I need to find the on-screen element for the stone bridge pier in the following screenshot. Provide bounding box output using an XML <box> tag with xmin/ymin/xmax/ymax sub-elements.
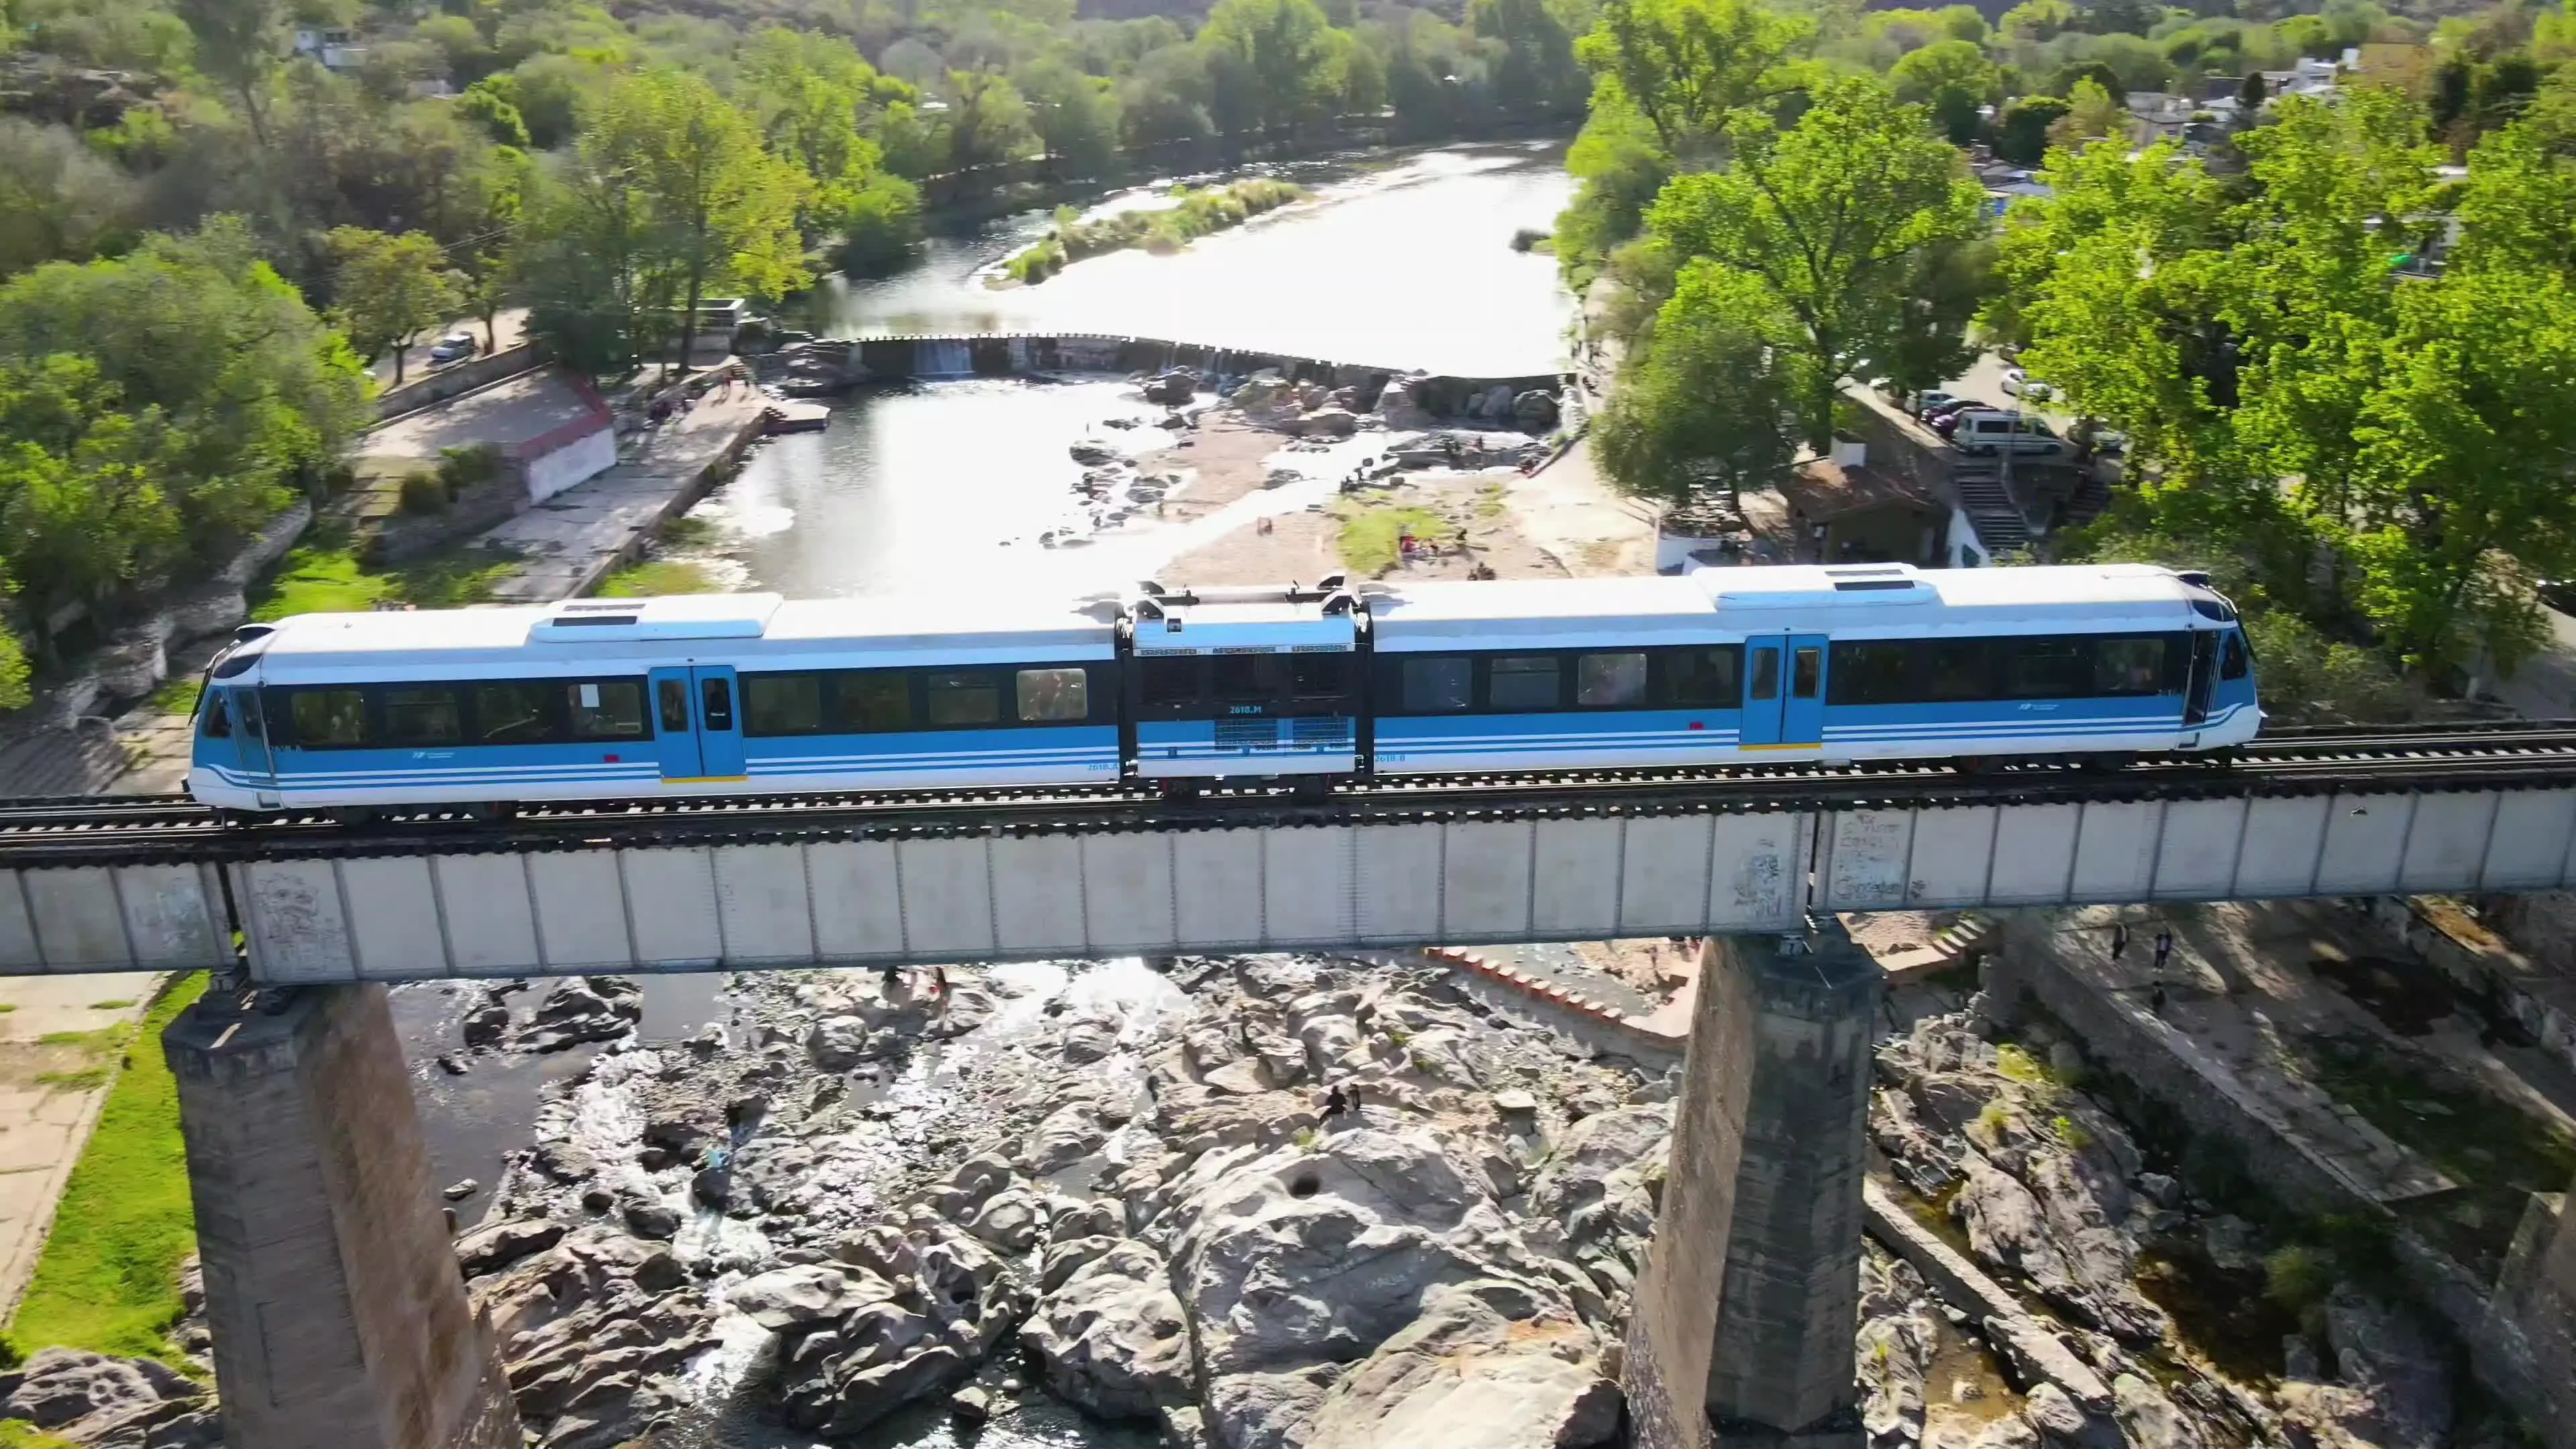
<box><xmin>1624</xmin><ymin>922</ymin><xmax>1882</xmax><ymax>1449</ymax></box>
<box><xmin>164</xmin><ymin>983</ymin><xmax>520</xmax><ymax>1449</ymax></box>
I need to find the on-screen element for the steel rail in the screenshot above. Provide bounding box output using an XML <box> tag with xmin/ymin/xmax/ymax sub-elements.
<box><xmin>6</xmin><ymin>723</ymin><xmax>2576</xmax><ymax>865</ymax></box>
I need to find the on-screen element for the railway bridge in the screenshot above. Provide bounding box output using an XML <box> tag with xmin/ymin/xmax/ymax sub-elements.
<box><xmin>17</xmin><ymin>722</ymin><xmax>2576</xmax><ymax>1449</ymax></box>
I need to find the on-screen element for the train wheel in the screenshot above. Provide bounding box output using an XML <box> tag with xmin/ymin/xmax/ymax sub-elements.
<box><xmin>329</xmin><ymin>807</ymin><xmax>378</xmax><ymax>828</ymax></box>
<box><xmin>2082</xmin><ymin>752</ymin><xmax>2138</xmax><ymax>772</ymax></box>
<box><xmin>1951</xmin><ymin>756</ymin><xmax>1994</xmax><ymax>775</ymax></box>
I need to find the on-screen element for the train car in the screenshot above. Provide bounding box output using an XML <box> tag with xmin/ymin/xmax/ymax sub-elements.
<box><xmin>1364</xmin><ymin>562</ymin><xmax>2259</xmax><ymax>773</ymax></box>
<box><xmin>188</xmin><ymin>592</ymin><xmax>1123</xmax><ymax>812</ymax></box>
<box><xmin>185</xmin><ymin>562</ymin><xmax>2260</xmax><ymax>814</ymax></box>
<box><xmin>1123</xmin><ymin>581</ymin><xmax>1364</xmax><ymax>781</ymax></box>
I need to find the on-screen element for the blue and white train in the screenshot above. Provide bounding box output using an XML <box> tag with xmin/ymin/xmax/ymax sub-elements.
<box><xmin>185</xmin><ymin>562</ymin><xmax>2261</xmax><ymax>814</ymax></box>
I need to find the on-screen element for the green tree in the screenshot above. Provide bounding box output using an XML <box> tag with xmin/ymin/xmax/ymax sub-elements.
<box><xmin>324</xmin><ymin>227</ymin><xmax>464</xmax><ymax>387</ymax></box>
<box><xmin>452</xmin><ymin>148</ymin><xmax>531</xmax><ymax>354</ymax></box>
<box><xmin>2342</xmin><ymin>264</ymin><xmax>2576</xmax><ymax>673</ymax></box>
<box><xmin>2047</xmin><ymin>77</ymin><xmax>2129</xmax><ymax>150</ymax></box>
<box><xmin>1018</xmin><ymin>55</ymin><xmax>1123</xmax><ymax>178</ymax></box>
<box><xmin>1648</xmin><ymin>75</ymin><xmax>1988</xmax><ymax>447</ymax></box>
<box><xmin>0</xmin><ymin>120</ymin><xmax>137</xmax><ymax>278</ymax></box>
<box><xmin>945</xmin><ymin>68</ymin><xmax>1037</xmax><ymax>174</ymax></box>
<box><xmin>1593</xmin><ymin>262</ymin><xmax>1796</xmax><ymax>506</ymax></box>
<box><xmin>0</xmin><ymin>355</ymin><xmax>184</xmax><ymax>660</ymax></box>
<box><xmin>0</xmin><ymin>219</ymin><xmax>367</xmax><ymax>547</ymax></box>
<box><xmin>837</xmin><ymin>171</ymin><xmax>925</xmax><ymax>276</ymax></box>
<box><xmin>1573</xmin><ymin>0</ymin><xmax>1812</xmax><ymax>157</ymax></box>
<box><xmin>1993</xmin><ymin>95</ymin><xmax>2070</xmax><ymax>164</ymax></box>
<box><xmin>174</xmin><ymin>0</ymin><xmax>288</xmax><ymax>144</ymax></box>
<box><xmin>1198</xmin><ymin>0</ymin><xmax>1343</xmax><ymax>146</ymax></box>
<box><xmin>585</xmin><ymin>70</ymin><xmax>810</xmax><ymax>373</ymax></box>
<box><xmin>1890</xmin><ymin>38</ymin><xmax>2000</xmax><ymax>145</ymax></box>
<box><xmin>1473</xmin><ymin>0</ymin><xmax>1586</xmax><ymax>119</ymax></box>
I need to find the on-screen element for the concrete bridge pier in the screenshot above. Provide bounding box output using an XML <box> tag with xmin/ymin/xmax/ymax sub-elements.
<box><xmin>1624</xmin><ymin>922</ymin><xmax>1882</xmax><ymax>1449</ymax></box>
<box><xmin>164</xmin><ymin>983</ymin><xmax>520</xmax><ymax>1449</ymax></box>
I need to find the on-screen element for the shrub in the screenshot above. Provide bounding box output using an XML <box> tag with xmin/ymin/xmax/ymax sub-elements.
<box><xmin>435</xmin><ymin>442</ymin><xmax>503</xmax><ymax>492</ymax></box>
<box><xmin>397</xmin><ymin>471</ymin><xmax>447</xmax><ymax>515</ymax></box>
<box><xmin>1510</xmin><ymin>227</ymin><xmax>1550</xmax><ymax>252</ymax></box>
<box><xmin>2263</xmin><ymin>1244</ymin><xmax>2334</xmax><ymax>1310</ymax></box>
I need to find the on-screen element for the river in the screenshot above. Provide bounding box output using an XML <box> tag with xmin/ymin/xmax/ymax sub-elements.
<box><xmin>393</xmin><ymin>137</ymin><xmax>1578</xmax><ymax>1449</ymax></box>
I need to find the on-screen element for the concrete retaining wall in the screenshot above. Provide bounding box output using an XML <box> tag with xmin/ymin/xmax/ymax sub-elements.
<box><xmin>373</xmin><ymin>343</ymin><xmax>545</xmax><ymax>423</ymax></box>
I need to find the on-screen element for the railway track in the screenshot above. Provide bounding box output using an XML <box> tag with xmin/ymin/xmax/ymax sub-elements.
<box><xmin>6</xmin><ymin>722</ymin><xmax>2576</xmax><ymax>865</ymax></box>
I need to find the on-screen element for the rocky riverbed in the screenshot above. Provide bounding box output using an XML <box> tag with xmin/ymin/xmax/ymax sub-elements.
<box><xmin>0</xmin><ymin>953</ymin><xmax>2530</xmax><ymax>1449</ymax></box>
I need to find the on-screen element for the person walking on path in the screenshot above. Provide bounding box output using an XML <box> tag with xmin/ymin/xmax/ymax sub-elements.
<box><xmin>2110</xmin><ymin>922</ymin><xmax>2129</xmax><ymax>959</ymax></box>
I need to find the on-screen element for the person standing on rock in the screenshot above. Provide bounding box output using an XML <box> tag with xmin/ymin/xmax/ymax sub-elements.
<box><xmin>2110</xmin><ymin>922</ymin><xmax>2129</xmax><ymax>959</ymax></box>
<box><xmin>1323</xmin><ymin>1085</ymin><xmax>1349</xmax><ymax>1120</ymax></box>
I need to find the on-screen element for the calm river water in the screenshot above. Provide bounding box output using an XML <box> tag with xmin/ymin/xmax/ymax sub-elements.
<box><xmin>700</xmin><ymin>141</ymin><xmax>1576</xmax><ymax>602</ymax></box>
<box><xmin>394</xmin><ymin>138</ymin><xmax>1577</xmax><ymax>1449</ymax></box>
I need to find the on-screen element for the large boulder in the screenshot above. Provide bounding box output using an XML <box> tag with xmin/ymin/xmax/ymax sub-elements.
<box><xmin>1165</xmin><ymin>1124</ymin><xmax>1562</xmax><ymax>1449</ymax></box>
<box><xmin>1527</xmin><ymin>1105</ymin><xmax>1669</xmax><ymax>1293</ymax></box>
<box><xmin>515</xmin><ymin>978</ymin><xmax>640</xmax><ymax>1053</ymax></box>
<box><xmin>1020</xmin><ymin>1241</ymin><xmax>1197</xmax><ymax>1421</ymax></box>
<box><xmin>0</xmin><ymin>1349</ymin><xmax>209</xmax><ymax>1442</ymax></box>
<box><xmin>726</xmin><ymin>1264</ymin><xmax>894</xmax><ymax>1331</ymax></box>
<box><xmin>1302</xmin><ymin>1279</ymin><xmax>1616</xmax><ymax>1449</ymax></box>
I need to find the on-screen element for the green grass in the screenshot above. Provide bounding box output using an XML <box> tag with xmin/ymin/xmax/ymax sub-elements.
<box><xmin>0</xmin><ymin>1003</ymin><xmax>16</xmax><ymax>1013</ymax></box>
<box><xmin>89</xmin><ymin>1000</ymin><xmax>135</xmax><ymax>1011</ymax></box>
<box><xmin>36</xmin><ymin>1028</ymin><xmax>119</xmax><ymax>1051</ymax></box>
<box><xmin>597</xmin><ymin>559</ymin><xmax>718</xmax><ymax>598</ymax></box>
<box><xmin>1335</xmin><ymin>502</ymin><xmax>1452</xmax><ymax>576</ymax></box>
<box><xmin>7</xmin><ymin>973</ymin><xmax>209</xmax><ymax>1364</ymax></box>
<box><xmin>250</xmin><ymin>524</ymin><xmax>519</xmax><ymax>621</ymax></box>
<box><xmin>33</xmin><ymin>1067</ymin><xmax>110</xmax><ymax>1091</ymax></box>
<box><xmin>147</xmin><ymin>676</ymin><xmax>202</xmax><ymax>718</ymax></box>
<box><xmin>0</xmin><ymin>1423</ymin><xmax>83</xmax><ymax>1448</ymax></box>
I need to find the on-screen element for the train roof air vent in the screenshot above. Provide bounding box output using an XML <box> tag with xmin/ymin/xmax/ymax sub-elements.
<box><xmin>528</xmin><ymin>594</ymin><xmax>782</xmax><ymax>642</ymax></box>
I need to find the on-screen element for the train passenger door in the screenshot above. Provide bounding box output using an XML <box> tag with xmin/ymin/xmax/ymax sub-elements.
<box><xmin>650</xmin><ymin>667</ymin><xmax>703</xmax><ymax>780</ymax></box>
<box><xmin>2183</xmin><ymin>631</ymin><xmax>2219</xmax><ymax>727</ymax></box>
<box><xmin>650</xmin><ymin>666</ymin><xmax>747</xmax><ymax>781</ymax></box>
<box><xmin>692</xmin><ymin>666</ymin><xmax>745</xmax><ymax>778</ymax></box>
<box><xmin>1739</xmin><ymin>634</ymin><xmax>1829</xmax><ymax>748</ymax></box>
<box><xmin>231</xmin><ymin>689</ymin><xmax>274</xmax><ymax>787</ymax></box>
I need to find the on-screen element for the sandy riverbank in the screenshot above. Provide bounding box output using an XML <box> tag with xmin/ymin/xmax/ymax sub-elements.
<box><xmin>1136</xmin><ymin>411</ymin><xmax>1656</xmax><ymax>587</ymax></box>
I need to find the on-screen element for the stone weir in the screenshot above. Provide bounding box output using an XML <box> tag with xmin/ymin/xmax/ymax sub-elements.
<box><xmin>765</xmin><ymin>331</ymin><xmax>1565</xmax><ymax>417</ymax></box>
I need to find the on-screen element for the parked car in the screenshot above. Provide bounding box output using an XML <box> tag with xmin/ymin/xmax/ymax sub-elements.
<box><xmin>1924</xmin><ymin>398</ymin><xmax>1994</xmax><ymax>434</ymax></box>
<box><xmin>1948</xmin><ymin>409</ymin><xmax>2073</xmax><ymax>459</ymax></box>
<box><xmin>427</xmin><ymin>331</ymin><xmax>479</xmax><ymax>365</ymax></box>
<box><xmin>2000</xmin><ymin>366</ymin><xmax>2056</xmax><ymax>402</ymax></box>
<box><xmin>2541</xmin><ymin>579</ymin><xmax>2576</xmax><ymax>616</ymax></box>
<box><xmin>1915</xmin><ymin>390</ymin><xmax>1963</xmax><ymax>418</ymax></box>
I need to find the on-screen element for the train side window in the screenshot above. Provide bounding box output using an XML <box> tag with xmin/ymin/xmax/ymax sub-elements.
<box><xmin>201</xmin><ymin>692</ymin><xmax>231</xmax><ymax>739</ymax></box>
<box><xmin>1919</xmin><ymin>640</ymin><xmax>1998</xmax><ymax>702</ymax></box>
<box><xmin>700</xmin><ymin>679</ymin><xmax>734</xmax><ymax>731</ymax></box>
<box><xmin>1400</xmin><ymin>657</ymin><xmax>1472</xmax><ymax>712</ymax></box>
<box><xmin>1017</xmin><ymin>667</ymin><xmax>1090</xmax><ymax>722</ymax></box>
<box><xmin>835</xmin><ymin>672</ymin><xmax>915</xmax><ymax>733</ymax></box>
<box><xmin>1791</xmin><ymin>647</ymin><xmax>1821</xmax><ymax>700</ymax></box>
<box><xmin>657</xmin><ymin>680</ymin><xmax>690</xmax><ymax>734</ymax></box>
<box><xmin>1662</xmin><ymin>647</ymin><xmax>1740</xmax><ymax>706</ymax></box>
<box><xmin>1140</xmin><ymin>658</ymin><xmax>1201</xmax><ymax>710</ymax></box>
<box><xmin>1212</xmin><ymin>654</ymin><xmax>1285</xmax><ymax>704</ymax></box>
<box><xmin>1576</xmin><ymin>653</ymin><xmax>1648</xmax><ymax>708</ymax></box>
<box><xmin>2092</xmin><ymin>637</ymin><xmax>2169</xmax><ymax>696</ymax></box>
<box><xmin>1487</xmin><ymin>655</ymin><xmax>1561</xmax><ymax>712</ymax></box>
<box><xmin>2001</xmin><ymin>639</ymin><xmax>2088</xmax><ymax>698</ymax></box>
<box><xmin>290</xmin><ymin>689</ymin><xmax>371</xmax><ymax>748</ymax></box>
<box><xmin>925</xmin><ymin>671</ymin><xmax>1002</xmax><ymax>727</ymax></box>
<box><xmin>1827</xmin><ymin>642</ymin><xmax>1913</xmax><ymax>706</ymax></box>
<box><xmin>479</xmin><ymin>683</ymin><xmax>556</xmax><ymax>745</ymax></box>
<box><xmin>1750</xmin><ymin>649</ymin><xmax>1780</xmax><ymax>701</ymax></box>
<box><xmin>745</xmin><ymin>675</ymin><xmax>824</xmax><ymax>735</ymax></box>
<box><xmin>570</xmin><ymin>681</ymin><xmax>647</xmax><ymax>739</ymax></box>
<box><xmin>1290</xmin><ymin>654</ymin><xmax>1352</xmax><ymax>699</ymax></box>
<box><xmin>2220</xmin><ymin>633</ymin><xmax>2249</xmax><ymax>680</ymax></box>
<box><xmin>382</xmin><ymin>687</ymin><xmax>463</xmax><ymax>746</ymax></box>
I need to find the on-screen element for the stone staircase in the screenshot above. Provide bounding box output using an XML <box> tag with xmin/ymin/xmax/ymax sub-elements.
<box><xmin>1950</xmin><ymin>461</ymin><xmax>2032</xmax><ymax>551</ymax></box>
